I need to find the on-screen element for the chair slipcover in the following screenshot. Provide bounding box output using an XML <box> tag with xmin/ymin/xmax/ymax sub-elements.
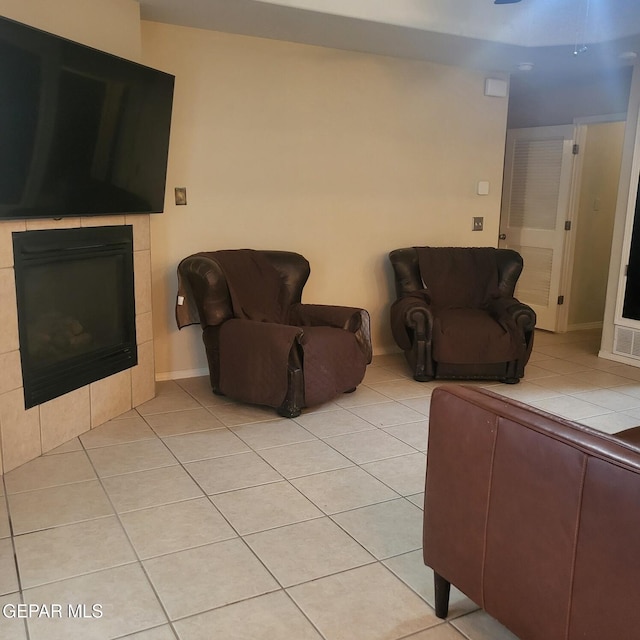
<box><xmin>389</xmin><ymin>246</ymin><xmax>535</xmax><ymax>383</ymax></box>
<box><xmin>176</xmin><ymin>249</ymin><xmax>372</xmax><ymax>417</ymax></box>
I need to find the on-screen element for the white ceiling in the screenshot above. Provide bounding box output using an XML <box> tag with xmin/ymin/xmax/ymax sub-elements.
<box><xmin>138</xmin><ymin>0</ymin><xmax>640</xmax><ymax>76</ymax></box>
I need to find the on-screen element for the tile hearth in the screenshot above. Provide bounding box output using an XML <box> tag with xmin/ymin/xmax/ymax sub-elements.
<box><xmin>0</xmin><ymin>328</ymin><xmax>637</xmax><ymax>639</ymax></box>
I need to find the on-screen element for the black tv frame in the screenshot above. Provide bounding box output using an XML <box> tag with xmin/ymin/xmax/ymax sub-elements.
<box><xmin>0</xmin><ymin>15</ymin><xmax>175</xmax><ymax>220</ymax></box>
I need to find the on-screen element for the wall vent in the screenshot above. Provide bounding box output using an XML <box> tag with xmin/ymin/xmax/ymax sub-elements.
<box><xmin>614</xmin><ymin>325</ymin><xmax>640</xmax><ymax>359</ymax></box>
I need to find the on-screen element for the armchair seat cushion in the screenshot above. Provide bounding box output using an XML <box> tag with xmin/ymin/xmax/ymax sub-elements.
<box><xmin>433</xmin><ymin>308</ymin><xmax>520</xmax><ymax>364</ymax></box>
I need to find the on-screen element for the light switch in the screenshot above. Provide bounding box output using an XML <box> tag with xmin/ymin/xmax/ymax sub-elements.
<box><xmin>175</xmin><ymin>187</ymin><xmax>187</xmax><ymax>205</ymax></box>
<box><xmin>477</xmin><ymin>181</ymin><xmax>490</xmax><ymax>195</ymax></box>
<box><xmin>473</xmin><ymin>217</ymin><xmax>484</xmax><ymax>231</ymax></box>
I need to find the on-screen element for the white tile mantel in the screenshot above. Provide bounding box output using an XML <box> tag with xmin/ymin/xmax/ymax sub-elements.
<box><xmin>0</xmin><ymin>214</ymin><xmax>156</xmax><ymax>475</ymax></box>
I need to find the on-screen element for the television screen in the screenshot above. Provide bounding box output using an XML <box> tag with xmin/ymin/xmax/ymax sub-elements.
<box><xmin>0</xmin><ymin>15</ymin><xmax>174</xmax><ymax>219</ymax></box>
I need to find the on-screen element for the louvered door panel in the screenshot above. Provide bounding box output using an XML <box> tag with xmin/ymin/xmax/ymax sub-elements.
<box><xmin>509</xmin><ymin>245</ymin><xmax>554</xmax><ymax>307</ymax></box>
<box><xmin>509</xmin><ymin>139</ymin><xmax>564</xmax><ymax>231</ymax></box>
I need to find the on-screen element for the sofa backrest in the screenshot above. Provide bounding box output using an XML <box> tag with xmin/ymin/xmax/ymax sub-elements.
<box><xmin>424</xmin><ymin>385</ymin><xmax>640</xmax><ymax>640</ymax></box>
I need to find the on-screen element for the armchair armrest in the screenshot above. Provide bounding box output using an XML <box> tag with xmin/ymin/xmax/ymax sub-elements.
<box><xmin>485</xmin><ymin>296</ymin><xmax>536</xmax><ymax>333</ymax></box>
<box><xmin>289</xmin><ymin>303</ymin><xmax>360</xmax><ymax>329</ymax></box>
<box><xmin>176</xmin><ymin>253</ymin><xmax>234</xmax><ymax>329</ymax></box>
<box><xmin>289</xmin><ymin>303</ymin><xmax>372</xmax><ymax>363</ymax></box>
<box><xmin>390</xmin><ymin>291</ymin><xmax>433</xmax><ymax>351</ymax></box>
<box><xmin>218</xmin><ymin>319</ymin><xmax>304</xmax><ymax>408</ymax></box>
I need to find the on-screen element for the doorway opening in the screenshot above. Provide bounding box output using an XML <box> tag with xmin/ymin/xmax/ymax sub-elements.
<box><xmin>499</xmin><ymin>118</ymin><xmax>625</xmax><ymax>333</ymax></box>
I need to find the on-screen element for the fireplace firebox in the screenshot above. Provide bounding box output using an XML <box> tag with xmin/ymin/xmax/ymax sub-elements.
<box><xmin>13</xmin><ymin>225</ymin><xmax>137</xmax><ymax>408</ymax></box>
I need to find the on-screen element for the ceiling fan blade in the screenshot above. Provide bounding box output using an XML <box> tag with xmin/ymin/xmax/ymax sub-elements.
<box><xmin>494</xmin><ymin>0</ymin><xmax>522</xmax><ymax>4</ymax></box>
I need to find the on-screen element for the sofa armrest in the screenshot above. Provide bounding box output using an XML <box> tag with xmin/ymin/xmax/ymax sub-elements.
<box><xmin>613</xmin><ymin>425</ymin><xmax>640</xmax><ymax>448</ymax></box>
<box><xmin>424</xmin><ymin>385</ymin><xmax>640</xmax><ymax>640</ymax></box>
<box><xmin>290</xmin><ymin>303</ymin><xmax>372</xmax><ymax>363</ymax></box>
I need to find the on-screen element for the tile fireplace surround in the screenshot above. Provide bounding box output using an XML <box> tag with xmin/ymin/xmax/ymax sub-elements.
<box><xmin>0</xmin><ymin>215</ymin><xmax>156</xmax><ymax>475</ymax></box>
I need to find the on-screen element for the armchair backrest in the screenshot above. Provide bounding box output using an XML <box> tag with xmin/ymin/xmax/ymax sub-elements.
<box><xmin>389</xmin><ymin>247</ymin><xmax>523</xmax><ymax>307</ymax></box>
<box><xmin>176</xmin><ymin>250</ymin><xmax>310</xmax><ymax>329</ymax></box>
<box><xmin>261</xmin><ymin>250</ymin><xmax>311</xmax><ymax>309</ymax></box>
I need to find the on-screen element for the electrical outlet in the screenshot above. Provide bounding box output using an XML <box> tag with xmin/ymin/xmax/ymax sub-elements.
<box><xmin>473</xmin><ymin>217</ymin><xmax>484</xmax><ymax>231</ymax></box>
<box><xmin>175</xmin><ymin>187</ymin><xmax>187</xmax><ymax>206</ymax></box>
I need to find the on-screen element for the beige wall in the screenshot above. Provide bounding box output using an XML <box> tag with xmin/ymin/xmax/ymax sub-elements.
<box><xmin>569</xmin><ymin>121</ymin><xmax>625</xmax><ymax>328</ymax></box>
<box><xmin>141</xmin><ymin>22</ymin><xmax>510</xmax><ymax>377</ymax></box>
<box><xmin>0</xmin><ymin>0</ymin><xmax>141</xmax><ymax>60</ymax></box>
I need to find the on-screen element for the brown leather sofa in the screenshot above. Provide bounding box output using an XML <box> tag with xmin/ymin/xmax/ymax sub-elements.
<box><xmin>424</xmin><ymin>384</ymin><xmax>640</xmax><ymax>640</ymax></box>
<box><xmin>176</xmin><ymin>249</ymin><xmax>372</xmax><ymax>417</ymax></box>
<box><xmin>389</xmin><ymin>247</ymin><xmax>536</xmax><ymax>383</ymax></box>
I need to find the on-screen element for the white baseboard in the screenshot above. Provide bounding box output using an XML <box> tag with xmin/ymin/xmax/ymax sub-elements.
<box><xmin>155</xmin><ymin>347</ymin><xmax>405</xmax><ymax>381</ymax></box>
<box><xmin>371</xmin><ymin>348</ymin><xmax>404</xmax><ymax>356</ymax></box>
<box><xmin>598</xmin><ymin>349</ymin><xmax>640</xmax><ymax>367</ymax></box>
<box><xmin>567</xmin><ymin>322</ymin><xmax>603</xmax><ymax>332</ymax></box>
<box><xmin>156</xmin><ymin>367</ymin><xmax>209</xmax><ymax>382</ymax></box>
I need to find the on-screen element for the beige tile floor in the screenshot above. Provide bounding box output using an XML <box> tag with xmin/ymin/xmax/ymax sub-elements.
<box><xmin>1</xmin><ymin>328</ymin><xmax>637</xmax><ymax>639</ymax></box>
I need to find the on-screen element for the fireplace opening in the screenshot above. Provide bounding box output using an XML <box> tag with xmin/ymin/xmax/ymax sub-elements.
<box><xmin>13</xmin><ymin>225</ymin><xmax>137</xmax><ymax>408</ymax></box>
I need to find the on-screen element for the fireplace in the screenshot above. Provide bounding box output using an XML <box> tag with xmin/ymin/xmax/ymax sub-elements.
<box><xmin>12</xmin><ymin>225</ymin><xmax>137</xmax><ymax>409</ymax></box>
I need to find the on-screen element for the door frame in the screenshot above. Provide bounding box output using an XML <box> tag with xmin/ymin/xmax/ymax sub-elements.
<box><xmin>560</xmin><ymin>113</ymin><xmax>627</xmax><ymax>332</ymax></box>
<box><xmin>555</xmin><ymin>124</ymin><xmax>583</xmax><ymax>333</ymax></box>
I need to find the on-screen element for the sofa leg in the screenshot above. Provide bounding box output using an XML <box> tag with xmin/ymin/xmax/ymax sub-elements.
<box><xmin>434</xmin><ymin>572</ymin><xmax>451</xmax><ymax>619</ymax></box>
<box><xmin>501</xmin><ymin>377</ymin><xmax>520</xmax><ymax>385</ymax></box>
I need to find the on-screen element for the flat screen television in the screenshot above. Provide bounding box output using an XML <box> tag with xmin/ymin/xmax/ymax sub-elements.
<box><xmin>0</xmin><ymin>15</ymin><xmax>174</xmax><ymax>219</ymax></box>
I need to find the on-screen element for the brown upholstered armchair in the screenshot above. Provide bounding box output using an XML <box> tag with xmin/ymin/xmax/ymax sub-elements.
<box><xmin>389</xmin><ymin>247</ymin><xmax>535</xmax><ymax>383</ymax></box>
<box><xmin>176</xmin><ymin>249</ymin><xmax>372</xmax><ymax>418</ymax></box>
